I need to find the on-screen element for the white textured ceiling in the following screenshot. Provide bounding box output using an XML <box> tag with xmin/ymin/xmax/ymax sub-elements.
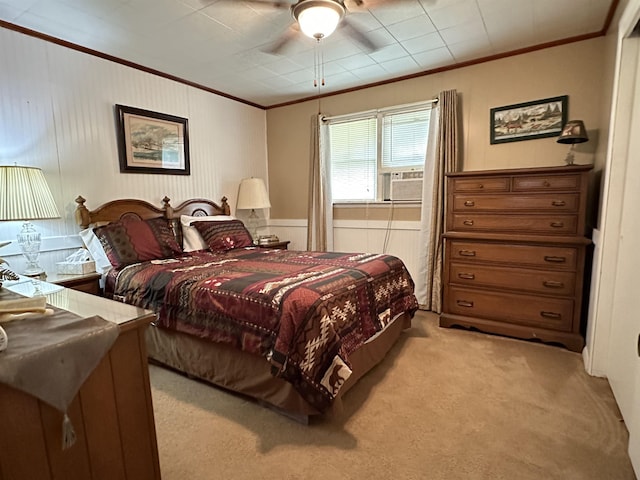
<box><xmin>0</xmin><ymin>0</ymin><xmax>615</xmax><ymax>108</ymax></box>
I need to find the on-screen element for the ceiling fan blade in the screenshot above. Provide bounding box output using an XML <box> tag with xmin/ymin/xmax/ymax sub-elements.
<box><xmin>199</xmin><ymin>0</ymin><xmax>290</xmax><ymax>8</ymax></box>
<box><xmin>346</xmin><ymin>0</ymin><xmax>412</xmax><ymax>9</ymax></box>
<box><xmin>340</xmin><ymin>17</ymin><xmax>380</xmax><ymax>52</ymax></box>
<box><xmin>263</xmin><ymin>23</ymin><xmax>299</xmax><ymax>55</ymax></box>
<box><xmin>239</xmin><ymin>0</ymin><xmax>291</xmax><ymax>7</ymax></box>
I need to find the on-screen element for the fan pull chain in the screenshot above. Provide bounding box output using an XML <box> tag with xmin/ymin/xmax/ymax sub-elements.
<box><xmin>313</xmin><ymin>39</ymin><xmax>326</xmax><ymax>89</ymax></box>
<box><xmin>314</xmin><ymin>40</ymin><xmax>318</xmax><ymax>88</ymax></box>
<box><xmin>321</xmin><ymin>45</ymin><xmax>325</xmax><ymax>87</ymax></box>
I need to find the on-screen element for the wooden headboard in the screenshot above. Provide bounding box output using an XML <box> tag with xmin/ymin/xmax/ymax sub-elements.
<box><xmin>75</xmin><ymin>195</ymin><xmax>231</xmax><ymax>248</ymax></box>
<box><xmin>74</xmin><ymin>195</ymin><xmax>231</xmax><ymax>229</ymax></box>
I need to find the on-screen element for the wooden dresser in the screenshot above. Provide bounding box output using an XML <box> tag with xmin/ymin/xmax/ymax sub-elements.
<box><xmin>0</xmin><ymin>284</ymin><xmax>161</xmax><ymax>480</ymax></box>
<box><xmin>440</xmin><ymin>165</ymin><xmax>592</xmax><ymax>352</ymax></box>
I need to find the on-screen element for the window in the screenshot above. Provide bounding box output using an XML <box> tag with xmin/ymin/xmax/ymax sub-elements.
<box><xmin>326</xmin><ymin>102</ymin><xmax>432</xmax><ymax>202</ymax></box>
<box><xmin>328</xmin><ymin>116</ymin><xmax>377</xmax><ymax>201</ymax></box>
<box><xmin>381</xmin><ymin>108</ymin><xmax>431</xmax><ymax>171</ymax></box>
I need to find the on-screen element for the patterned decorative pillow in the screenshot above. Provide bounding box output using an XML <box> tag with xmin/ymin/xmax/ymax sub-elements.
<box><xmin>192</xmin><ymin>219</ymin><xmax>253</xmax><ymax>252</ymax></box>
<box><xmin>180</xmin><ymin>214</ymin><xmax>236</xmax><ymax>252</ymax></box>
<box><xmin>94</xmin><ymin>216</ymin><xmax>182</xmax><ymax>269</ymax></box>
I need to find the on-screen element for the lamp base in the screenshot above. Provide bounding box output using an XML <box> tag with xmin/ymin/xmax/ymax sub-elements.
<box><xmin>563</xmin><ymin>144</ymin><xmax>577</xmax><ymax>166</ymax></box>
<box><xmin>17</xmin><ymin>221</ymin><xmax>45</xmax><ymax>277</ymax></box>
<box><xmin>246</xmin><ymin>209</ymin><xmax>260</xmax><ymax>244</ymax></box>
<box><xmin>564</xmin><ymin>153</ymin><xmax>575</xmax><ymax>166</ymax></box>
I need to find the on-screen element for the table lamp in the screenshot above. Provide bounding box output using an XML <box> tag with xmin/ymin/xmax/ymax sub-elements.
<box><xmin>0</xmin><ymin>165</ymin><xmax>60</xmax><ymax>276</ymax></box>
<box><xmin>557</xmin><ymin>120</ymin><xmax>589</xmax><ymax>165</ymax></box>
<box><xmin>236</xmin><ymin>177</ymin><xmax>271</xmax><ymax>242</ymax></box>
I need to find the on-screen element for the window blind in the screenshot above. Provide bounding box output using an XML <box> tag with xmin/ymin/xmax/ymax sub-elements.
<box><xmin>329</xmin><ymin>116</ymin><xmax>377</xmax><ymax>201</ymax></box>
<box><xmin>381</xmin><ymin>108</ymin><xmax>431</xmax><ymax>170</ymax></box>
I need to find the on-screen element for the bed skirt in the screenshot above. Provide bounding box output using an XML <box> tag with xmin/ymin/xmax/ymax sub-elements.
<box><xmin>145</xmin><ymin>311</ymin><xmax>412</xmax><ymax>422</ymax></box>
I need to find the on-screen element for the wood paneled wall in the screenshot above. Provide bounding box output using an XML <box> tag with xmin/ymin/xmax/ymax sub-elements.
<box><xmin>0</xmin><ymin>26</ymin><xmax>267</xmax><ymax>272</ymax></box>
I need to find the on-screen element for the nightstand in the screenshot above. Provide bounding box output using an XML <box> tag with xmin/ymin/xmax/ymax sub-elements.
<box><xmin>258</xmin><ymin>240</ymin><xmax>290</xmax><ymax>250</ymax></box>
<box><xmin>45</xmin><ymin>271</ymin><xmax>102</xmax><ymax>296</ymax></box>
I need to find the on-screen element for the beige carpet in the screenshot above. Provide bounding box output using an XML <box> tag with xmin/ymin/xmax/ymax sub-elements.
<box><xmin>149</xmin><ymin>311</ymin><xmax>636</xmax><ymax>480</ymax></box>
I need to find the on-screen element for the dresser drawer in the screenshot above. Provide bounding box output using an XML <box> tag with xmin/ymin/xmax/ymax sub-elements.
<box><xmin>451</xmin><ymin>176</ymin><xmax>509</xmax><ymax>193</ymax></box>
<box><xmin>449</xmin><ymin>263</ymin><xmax>576</xmax><ymax>296</ymax></box>
<box><xmin>452</xmin><ymin>193</ymin><xmax>580</xmax><ymax>213</ymax></box>
<box><xmin>447</xmin><ymin>286</ymin><xmax>574</xmax><ymax>331</ymax></box>
<box><xmin>448</xmin><ymin>241</ymin><xmax>578</xmax><ymax>270</ymax></box>
<box><xmin>451</xmin><ymin>213</ymin><xmax>578</xmax><ymax>235</ymax></box>
<box><xmin>512</xmin><ymin>174</ymin><xmax>582</xmax><ymax>192</ymax></box>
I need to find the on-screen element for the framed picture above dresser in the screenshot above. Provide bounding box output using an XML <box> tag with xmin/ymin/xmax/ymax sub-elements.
<box><xmin>440</xmin><ymin>164</ymin><xmax>593</xmax><ymax>352</ymax></box>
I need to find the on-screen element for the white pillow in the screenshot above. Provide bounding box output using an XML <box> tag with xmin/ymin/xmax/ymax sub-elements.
<box><xmin>79</xmin><ymin>228</ymin><xmax>113</xmax><ymax>274</ymax></box>
<box><xmin>180</xmin><ymin>214</ymin><xmax>236</xmax><ymax>252</ymax></box>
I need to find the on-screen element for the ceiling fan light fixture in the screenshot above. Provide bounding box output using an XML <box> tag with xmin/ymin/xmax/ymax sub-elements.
<box><xmin>293</xmin><ymin>0</ymin><xmax>345</xmax><ymax>40</ymax></box>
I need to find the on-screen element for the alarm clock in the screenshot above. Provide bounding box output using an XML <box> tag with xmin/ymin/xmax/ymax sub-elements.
<box><xmin>257</xmin><ymin>235</ymin><xmax>280</xmax><ymax>245</ymax></box>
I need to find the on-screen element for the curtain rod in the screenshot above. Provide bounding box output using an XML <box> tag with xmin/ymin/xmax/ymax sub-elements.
<box><xmin>321</xmin><ymin>97</ymin><xmax>438</xmax><ymax>122</ymax></box>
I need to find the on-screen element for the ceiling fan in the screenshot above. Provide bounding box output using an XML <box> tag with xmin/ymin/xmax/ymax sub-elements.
<box><xmin>239</xmin><ymin>0</ymin><xmax>383</xmax><ymax>54</ymax></box>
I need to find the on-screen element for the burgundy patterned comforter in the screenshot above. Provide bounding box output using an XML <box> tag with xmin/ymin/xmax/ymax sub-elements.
<box><xmin>109</xmin><ymin>247</ymin><xmax>418</xmax><ymax>412</ymax></box>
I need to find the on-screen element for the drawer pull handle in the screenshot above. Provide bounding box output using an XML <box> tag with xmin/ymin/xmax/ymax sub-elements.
<box><xmin>544</xmin><ymin>255</ymin><xmax>566</xmax><ymax>263</ymax></box>
<box><xmin>478</xmin><ymin>184</ymin><xmax>484</xmax><ymax>189</ymax></box>
<box><xmin>540</xmin><ymin>311</ymin><xmax>561</xmax><ymax>319</ymax></box>
<box><xmin>458</xmin><ymin>273</ymin><xmax>475</xmax><ymax>280</ymax></box>
<box><xmin>457</xmin><ymin>300</ymin><xmax>474</xmax><ymax>308</ymax></box>
<box><xmin>543</xmin><ymin>181</ymin><xmax>551</xmax><ymax>187</ymax></box>
<box><xmin>463</xmin><ymin>220</ymin><xmax>474</xmax><ymax>226</ymax></box>
<box><xmin>550</xmin><ymin>222</ymin><xmax>565</xmax><ymax>228</ymax></box>
<box><xmin>543</xmin><ymin>280</ymin><xmax>564</xmax><ymax>288</ymax></box>
<box><xmin>551</xmin><ymin>200</ymin><xmax>566</xmax><ymax>207</ymax></box>
<box><xmin>464</xmin><ymin>200</ymin><xmax>475</xmax><ymax>207</ymax></box>
<box><xmin>459</xmin><ymin>250</ymin><xmax>476</xmax><ymax>257</ymax></box>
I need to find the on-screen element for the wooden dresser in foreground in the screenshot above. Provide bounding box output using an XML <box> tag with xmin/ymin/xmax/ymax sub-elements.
<box><xmin>441</xmin><ymin>164</ymin><xmax>592</xmax><ymax>352</ymax></box>
<box><xmin>0</xmin><ymin>284</ymin><xmax>160</xmax><ymax>480</ymax></box>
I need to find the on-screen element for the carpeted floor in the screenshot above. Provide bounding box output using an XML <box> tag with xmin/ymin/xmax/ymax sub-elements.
<box><xmin>149</xmin><ymin>311</ymin><xmax>636</xmax><ymax>480</ymax></box>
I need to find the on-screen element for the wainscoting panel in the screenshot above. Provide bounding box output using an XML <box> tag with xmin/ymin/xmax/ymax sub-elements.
<box><xmin>266</xmin><ymin>219</ymin><xmax>308</xmax><ymax>251</ymax></box>
<box><xmin>266</xmin><ymin>219</ymin><xmax>422</xmax><ymax>284</ymax></box>
<box><xmin>333</xmin><ymin>220</ymin><xmax>421</xmax><ymax>283</ymax></box>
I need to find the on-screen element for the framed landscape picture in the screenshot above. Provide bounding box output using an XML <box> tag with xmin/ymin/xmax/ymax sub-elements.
<box><xmin>490</xmin><ymin>95</ymin><xmax>568</xmax><ymax>145</ymax></box>
<box><xmin>115</xmin><ymin>104</ymin><xmax>190</xmax><ymax>175</ymax></box>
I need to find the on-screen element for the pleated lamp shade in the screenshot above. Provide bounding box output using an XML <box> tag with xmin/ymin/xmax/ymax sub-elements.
<box><xmin>0</xmin><ymin>165</ymin><xmax>60</xmax><ymax>221</ymax></box>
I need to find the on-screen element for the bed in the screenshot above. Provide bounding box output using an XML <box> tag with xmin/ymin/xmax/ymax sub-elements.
<box><xmin>75</xmin><ymin>195</ymin><xmax>418</xmax><ymax>422</ymax></box>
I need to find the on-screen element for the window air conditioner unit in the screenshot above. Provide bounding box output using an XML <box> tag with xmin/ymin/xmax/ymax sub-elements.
<box><xmin>390</xmin><ymin>171</ymin><xmax>423</xmax><ymax>201</ymax></box>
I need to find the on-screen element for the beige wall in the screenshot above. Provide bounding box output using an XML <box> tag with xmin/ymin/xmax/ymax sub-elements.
<box><xmin>267</xmin><ymin>37</ymin><xmax>607</xmax><ymax>220</ymax></box>
<box><xmin>333</xmin><ymin>205</ymin><xmax>421</xmax><ymax>222</ymax></box>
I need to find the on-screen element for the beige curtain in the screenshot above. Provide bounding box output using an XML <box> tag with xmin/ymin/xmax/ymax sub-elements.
<box><xmin>307</xmin><ymin>114</ymin><xmax>333</xmax><ymax>251</ymax></box>
<box><xmin>418</xmin><ymin>89</ymin><xmax>459</xmax><ymax>312</ymax></box>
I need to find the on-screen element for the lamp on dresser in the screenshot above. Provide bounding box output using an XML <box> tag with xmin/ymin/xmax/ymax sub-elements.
<box><xmin>236</xmin><ymin>177</ymin><xmax>271</xmax><ymax>242</ymax></box>
<box><xmin>557</xmin><ymin>120</ymin><xmax>589</xmax><ymax>165</ymax></box>
<box><xmin>0</xmin><ymin>165</ymin><xmax>60</xmax><ymax>276</ymax></box>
